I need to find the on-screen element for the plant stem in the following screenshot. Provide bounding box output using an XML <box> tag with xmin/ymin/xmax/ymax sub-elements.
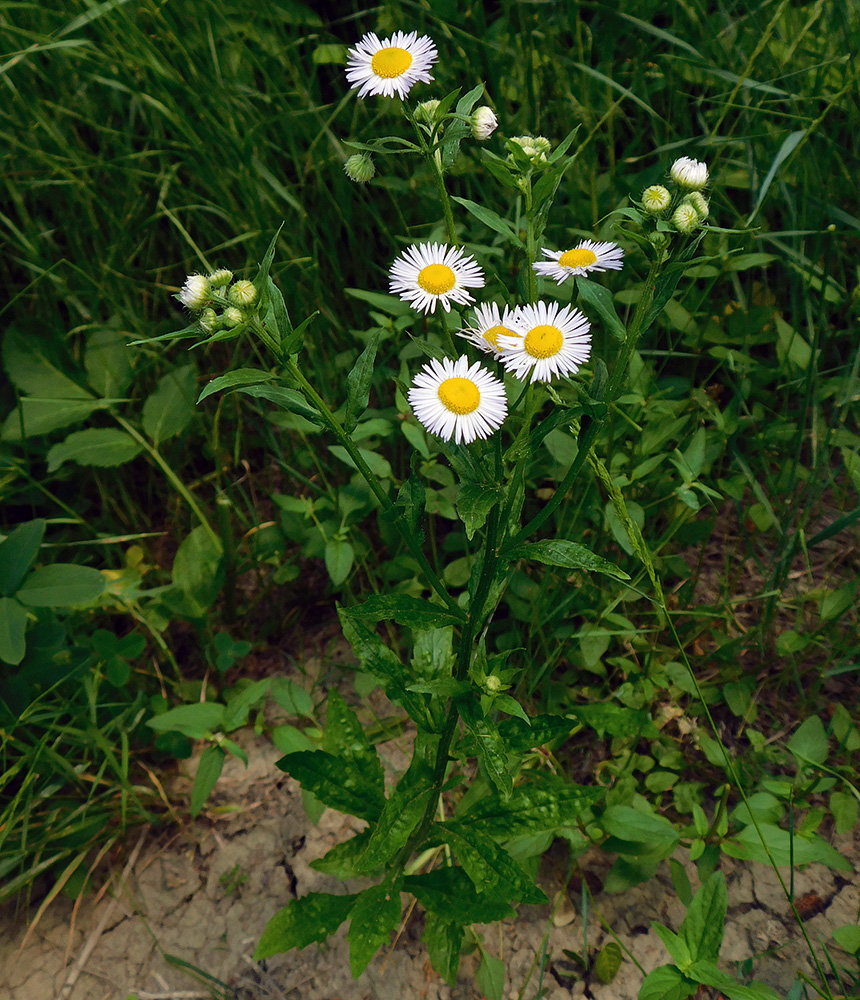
<box><xmin>524</xmin><ymin>176</ymin><xmax>538</xmax><ymax>303</ymax></box>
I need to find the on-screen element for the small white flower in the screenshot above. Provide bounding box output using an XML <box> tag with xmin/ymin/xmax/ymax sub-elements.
<box><xmin>471</xmin><ymin>106</ymin><xmax>498</xmax><ymax>141</ymax></box>
<box><xmin>389</xmin><ymin>242</ymin><xmax>485</xmax><ymax>314</ymax></box>
<box><xmin>499</xmin><ymin>301</ymin><xmax>591</xmax><ymax>383</ymax></box>
<box><xmin>670</xmin><ymin>156</ymin><xmax>708</xmax><ymax>190</ymax></box>
<box><xmin>344</xmin><ymin>152</ymin><xmax>376</xmax><ymax>183</ymax></box>
<box><xmin>228</xmin><ymin>280</ymin><xmax>257</xmax><ymax>307</ymax></box>
<box><xmin>641</xmin><ymin>185</ymin><xmax>672</xmax><ymax>214</ymax></box>
<box><xmin>179</xmin><ymin>274</ymin><xmax>211</xmax><ymax>310</ymax></box>
<box><xmin>458</xmin><ymin>302</ymin><xmax>525</xmax><ymax>357</ymax></box>
<box><xmin>345</xmin><ymin>31</ymin><xmax>437</xmax><ymax>100</ymax></box>
<box><xmin>532</xmin><ymin>241</ymin><xmax>625</xmax><ymax>284</ymax></box>
<box><xmin>408</xmin><ymin>355</ymin><xmax>507</xmax><ymax>445</ymax></box>
<box><xmin>672</xmin><ymin>202</ymin><xmax>700</xmax><ymax>234</ymax></box>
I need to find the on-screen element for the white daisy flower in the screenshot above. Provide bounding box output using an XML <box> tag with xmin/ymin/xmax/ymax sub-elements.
<box><xmin>345</xmin><ymin>31</ymin><xmax>438</xmax><ymax>101</ymax></box>
<box><xmin>408</xmin><ymin>355</ymin><xmax>507</xmax><ymax>445</ymax></box>
<box><xmin>499</xmin><ymin>301</ymin><xmax>591</xmax><ymax>383</ymax></box>
<box><xmin>389</xmin><ymin>242</ymin><xmax>485</xmax><ymax>314</ymax></box>
<box><xmin>670</xmin><ymin>156</ymin><xmax>708</xmax><ymax>190</ymax></box>
<box><xmin>532</xmin><ymin>241</ymin><xmax>624</xmax><ymax>284</ymax></box>
<box><xmin>458</xmin><ymin>302</ymin><xmax>525</xmax><ymax>357</ymax></box>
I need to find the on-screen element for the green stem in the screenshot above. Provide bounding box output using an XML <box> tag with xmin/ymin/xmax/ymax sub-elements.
<box><xmin>284</xmin><ymin>359</ymin><xmax>459</xmax><ymax>615</ymax></box>
<box><xmin>524</xmin><ymin>177</ymin><xmax>538</xmax><ymax>303</ymax></box>
<box><xmin>408</xmin><ymin>110</ymin><xmax>458</xmax><ymax>245</ymax></box>
<box><xmin>113</xmin><ymin>415</ymin><xmax>220</xmax><ymax>549</ymax></box>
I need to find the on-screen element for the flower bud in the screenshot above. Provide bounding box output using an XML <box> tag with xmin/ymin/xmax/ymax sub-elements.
<box><xmin>199</xmin><ymin>307</ymin><xmax>219</xmax><ymax>333</ymax></box>
<box><xmin>672</xmin><ymin>202</ymin><xmax>700</xmax><ymax>234</ymax></box>
<box><xmin>641</xmin><ymin>184</ymin><xmax>671</xmax><ymax>215</ymax></box>
<box><xmin>509</xmin><ymin>134</ymin><xmax>551</xmax><ymax>164</ymax></box>
<box><xmin>484</xmin><ymin>675</ymin><xmax>503</xmax><ymax>694</ymax></box>
<box><xmin>414</xmin><ymin>99</ymin><xmax>441</xmax><ymax>125</ymax></box>
<box><xmin>208</xmin><ymin>268</ymin><xmax>233</xmax><ymax>288</ymax></box>
<box><xmin>179</xmin><ymin>274</ymin><xmax>211</xmax><ymax>311</ymax></box>
<box><xmin>685</xmin><ymin>191</ymin><xmax>710</xmax><ymax>220</ymax></box>
<box><xmin>343</xmin><ymin>152</ymin><xmax>376</xmax><ymax>184</ymax></box>
<box><xmin>228</xmin><ymin>279</ymin><xmax>258</xmax><ymax>307</ymax></box>
<box><xmin>649</xmin><ymin>231</ymin><xmax>670</xmax><ymax>249</ymax></box>
<box><xmin>223</xmin><ymin>306</ymin><xmax>245</xmax><ymax>327</ymax></box>
<box><xmin>471</xmin><ymin>106</ymin><xmax>498</xmax><ymax>140</ymax></box>
<box><xmin>670</xmin><ymin>156</ymin><xmax>708</xmax><ymax>190</ymax></box>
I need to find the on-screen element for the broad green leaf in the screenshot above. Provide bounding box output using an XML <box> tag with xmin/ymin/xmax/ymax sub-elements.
<box><xmin>197</xmin><ymin>368</ymin><xmax>275</xmax><ymax>403</ymax></box>
<box><xmin>0</xmin><ymin>519</ymin><xmax>45</xmax><ymax>595</ymax></box>
<box><xmin>171</xmin><ymin>525</ymin><xmax>223</xmax><ymax>616</ymax></box>
<box><xmin>46</xmin><ymin>428</ymin><xmax>142</xmax><ymax>472</ymax></box>
<box><xmin>0</xmin><ymin>597</ymin><xmax>28</xmax><ymax>665</ymax></box>
<box><xmin>652</xmin><ymin>922</ymin><xmax>692</xmax><ymax>968</ymax></box>
<box><xmin>567</xmin><ymin>704</ymin><xmax>658</xmax><ymax>738</ymax></box>
<box><xmin>237</xmin><ymin>384</ymin><xmax>321</xmax><ymax>423</ymax></box>
<box><xmin>255</xmin><ymin>892</ymin><xmax>357</xmax><ymax>960</ymax></box>
<box><xmin>459</xmin><ymin>775</ymin><xmax>602</xmax><ymax>838</ymax></box>
<box><xmin>456</xmin><ymin>483</ymin><xmax>503</xmax><ymax>541</ymax></box>
<box><xmin>348</xmin><ymin>883</ymin><xmax>401</xmax><ymax>977</ymax></box>
<box><xmin>506</xmin><ymin>539</ymin><xmax>630</xmax><ymax>581</ymax></box>
<box><xmin>345</xmin><ymin>330</ymin><xmax>380</xmax><ymax>433</ymax></box>
<box><xmin>275</xmin><ymin>750</ymin><xmax>386</xmax><ymax>822</ymax></box>
<box><xmin>324</xmin><ymin>539</ymin><xmax>354</xmax><ymax>585</ymax></box>
<box><xmin>190</xmin><ymin>744</ymin><xmax>225</xmax><ymax>817</ymax></box>
<box><xmin>440</xmin><ymin>82</ymin><xmax>484</xmax><ymax>168</ymax></box>
<box><xmin>328</xmin><ymin>444</ymin><xmax>391</xmax><ymax>479</ymax></box>
<box><xmin>310</xmin><ymin>830</ymin><xmax>373</xmax><ymax>878</ymax></box>
<box><xmin>270</xmin><ymin>677</ymin><xmax>315</xmax><ymax>719</ymax></box>
<box><xmin>222</xmin><ymin>678</ymin><xmax>272</xmax><ymax>731</ymax></box>
<box><xmin>354</xmin><ymin>761</ymin><xmax>435</xmax><ymax>873</ymax></box>
<box><xmin>686</xmin><ymin>960</ymin><xmax>783</xmax><ymax>1000</ymax></box>
<box><xmin>460</xmin><ymin>699</ymin><xmax>512</xmax><ymax>797</ymax></box>
<box><xmin>142</xmin><ymin>364</ymin><xmax>196</xmax><ymax>443</ymax></box>
<box><xmin>342</xmin><ymin>593</ymin><xmax>465</xmax><ymax>628</ymax></box>
<box><xmin>84</xmin><ymin>326</ymin><xmax>133</xmax><ymax>396</ymax></box>
<box><xmin>338</xmin><ymin>612</ymin><xmax>430</xmax><ymax>726</ymax></box>
<box><xmin>602</xmin><ymin>805</ymin><xmax>679</xmax><ymax>847</ymax></box>
<box><xmin>722</xmin><ymin>823</ymin><xmax>851</xmax><ymax>870</ymax></box>
<box><xmin>16</xmin><ymin>564</ymin><xmax>106</xmax><ymax>607</ymax></box>
<box><xmin>495</xmin><ymin>714</ymin><xmax>576</xmax><ymax>752</ymax></box>
<box><xmin>638</xmin><ymin>964</ymin><xmax>698</xmax><ymax>1000</ymax></box>
<box><xmin>475</xmin><ymin>949</ymin><xmax>505</xmax><ymax>1000</ymax></box>
<box><xmin>576</xmin><ymin>277</ymin><xmax>626</xmax><ymax>342</ymax></box>
<box><xmin>450</xmin><ymin>196</ymin><xmax>524</xmax><ymax>247</ymax></box>
<box><xmin>594</xmin><ymin>941</ymin><xmax>623</xmax><ymax>983</ymax></box>
<box><xmin>322</xmin><ymin>689</ymin><xmax>384</xmax><ymax>794</ymax></box>
<box><xmin>2</xmin><ymin>328</ymin><xmax>93</xmax><ymax>400</ymax></box>
<box><xmin>271</xmin><ymin>724</ymin><xmax>315</xmax><ymax>755</ymax></box>
<box><xmin>1</xmin><ymin>397</ymin><xmax>101</xmax><ymax>441</ymax></box>
<box><xmin>422</xmin><ymin>913</ymin><xmax>463</xmax><ymax>987</ymax></box>
<box><xmin>435</xmin><ymin>821</ymin><xmax>547</xmax><ymax>904</ymax></box>
<box><xmin>405</xmin><ymin>867</ymin><xmax>515</xmax><ymax>924</ymax></box>
<box><xmin>679</xmin><ymin>872</ymin><xmax>726</xmax><ymax>963</ymax></box>
<box><xmin>833</xmin><ymin>924</ymin><xmax>860</xmax><ymax>954</ymax></box>
<box><xmin>146</xmin><ymin>702</ymin><xmax>226</xmax><ymax>739</ymax></box>
<box><xmin>787</xmin><ymin>714</ymin><xmax>829</xmax><ymax>766</ymax></box>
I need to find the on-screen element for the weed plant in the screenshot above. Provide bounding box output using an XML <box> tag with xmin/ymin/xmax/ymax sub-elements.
<box><xmin>1</xmin><ymin>2</ymin><xmax>859</xmax><ymax>998</ymax></box>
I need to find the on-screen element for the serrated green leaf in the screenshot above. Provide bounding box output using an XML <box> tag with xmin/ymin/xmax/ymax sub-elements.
<box><xmin>422</xmin><ymin>912</ymin><xmax>464</xmax><ymax>987</ymax></box>
<box><xmin>147</xmin><ymin>702</ymin><xmax>226</xmax><ymax>738</ymax></box>
<box><xmin>342</xmin><ymin>593</ymin><xmax>465</xmax><ymax>628</ymax></box>
<box><xmin>197</xmin><ymin>368</ymin><xmax>275</xmax><ymax>404</ymax></box>
<box><xmin>142</xmin><ymin>364</ymin><xmax>196</xmax><ymax>443</ymax></box>
<box><xmin>255</xmin><ymin>892</ymin><xmax>357</xmax><ymax>960</ymax></box>
<box><xmin>16</xmin><ymin>564</ymin><xmax>106</xmax><ymax>607</ymax></box>
<box><xmin>0</xmin><ymin>519</ymin><xmax>45</xmax><ymax>596</ymax></box>
<box><xmin>275</xmin><ymin>750</ymin><xmax>385</xmax><ymax>822</ymax></box>
<box><xmin>0</xmin><ymin>597</ymin><xmax>28</xmax><ymax>665</ymax></box>
<box><xmin>348</xmin><ymin>883</ymin><xmax>401</xmax><ymax>978</ymax></box>
<box><xmin>190</xmin><ymin>744</ymin><xmax>225</xmax><ymax>817</ymax></box>
<box><xmin>459</xmin><ymin>776</ymin><xmax>602</xmax><ymax>838</ymax></box>
<box><xmin>576</xmin><ymin>277</ymin><xmax>626</xmax><ymax>342</ymax></box>
<box><xmin>456</xmin><ymin>483</ymin><xmax>503</xmax><ymax>541</ymax></box>
<box><xmin>322</xmin><ymin>689</ymin><xmax>384</xmax><ymax>794</ymax></box>
<box><xmin>567</xmin><ymin>703</ymin><xmax>658</xmax><ymax>738</ymax></box>
<box><xmin>354</xmin><ymin>761</ymin><xmax>435</xmax><ymax>873</ymax></box>
<box><xmin>405</xmin><ymin>867</ymin><xmax>515</xmax><ymax>924</ymax></box>
<box><xmin>460</xmin><ymin>699</ymin><xmax>512</xmax><ymax>798</ymax></box>
<box><xmin>310</xmin><ymin>830</ymin><xmax>373</xmax><ymax>878</ymax></box>
<box><xmin>434</xmin><ymin>821</ymin><xmax>547</xmax><ymax>905</ymax></box>
<box><xmin>505</xmin><ymin>539</ymin><xmax>630</xmax><ymax>580</ymax></box>
<box><xmin>395</xmin><ymin>474</ymin><xmax>426</xmax><ymax>540</ymax></box>
<box><xmin>46</xmin><ymin>428</ymin><xmax>142</xmax><ymax>472</ymax></box>
<box><xmin>345</xmin><ymin>330</ymin><xmax>380</xmax><ymax>433</ymax></box>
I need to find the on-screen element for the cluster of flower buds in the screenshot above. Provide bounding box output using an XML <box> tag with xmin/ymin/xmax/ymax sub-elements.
<box><xmin>508</xmin><ymin>134</ymin><xmax>552</xmax><ymax>165</ymax></box>
<box><xmin>177</xmin><ymin>269</ymin><xmax>258</xmax><ymax>332</ymax></box>
<box><xmin>639</xmin><ymin>156</ymin><xmax>710</xmax><ymax>235</ymax></box>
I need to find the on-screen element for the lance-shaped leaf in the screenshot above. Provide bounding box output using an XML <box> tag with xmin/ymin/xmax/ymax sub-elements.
<box><xmin>459</xmin><ymin>775</ymin><xmax>602</xmax><ymax>838</ymax></box>
<box><xmin>281</xmin><ymin>310</ymin><xmax>319</xmax><ymax>356</ymax></box>
<box><xmin>348</xmin><ymin>883</ymin><xmax>402</xmax><ymax>978</ymax></box>
<box><xmin>576</xmin><ymin>277</ymin><xmax>626</xmax><ymax>342</ymax></box>
<box><xmin>322</xmin><ymin>689</ymin><xmax>384</xmax><ymax>798</ymax></box>
<box><xmin>342</xmin><ymin>593</ymin><xmax>465</xmax><ymax>628</ymax></box>
<box><xmin>451</xmin><ymin>196</ymin><xmax>524</xmax><ymax>248</ymax></box>
<box><xmin>394</xmin><ymin>473</ymin><xmax>426</xmax><ymax>541</ymax></box>
<box><xmin>456</xmin><ymin>483</ymin><xmax>503</xmax><ymax>541</ymax></box>
<box><xmin>190</xmin><ymin>744</ymin><xmax>225</xmax><ymax>817</ymax></box>
<box><xmin>252</xmin><ymin>223</ymin><xmax>285</xmax><ymax>299</ymax></box>
<box><xmin>345</xmin><ymin>330</ymin><xmax>380</xmax><ymax>433</ymax></box>
<box><xmin>423</xmin><ymin>912</ymin><xmax>464</xmax><ymax>986</ymax></box>
<box><xmin>276</xmin><ymin>750</ymin><xmax>385</xmax><ymax>821</ymax></box>
<box><xmin>255</xmin><ymin>891</ymin><xmax>357</xmax><ymax>960</ymax></box>
<box><xmin>237</xmin><ymin>383</ymin><xmax>321</xmax><ymax>423</ymax></box>
<box><xmin>310</xmin><ymin>829</ymin><xmax>373</xmax><ymax>878</ymax></box>
<box><xmin>505</xmin><ymin>539</ymin><xmax>630</xmax><ymax>581</ymax></box>
<box><xmin>440</xmin><ymin>82</ymin><xmax>484</xmax><ymax>168</ymax></box>
<box><xmin>679</xmin><ymin>872</ymin><xmax>726</xmax><ymax>964</ymax></box>
<box><xmin>197</xmin><ymin>368</ymin><xmax>275</xmax><ymax>404</ymax></box>
<box><xmin>405</xmin><ymin>866</ymin><xmax>515</xmax><ymax>924</ymax></box>
<box><xmin>460</xmin><ymin>698</ymin><xmax>512</xmax><ymax>798</ymax></box>
<box><xmin>264</xmin><ymin>275</ymin><xmax>292</xmax><ymax>346</ymax></box>
<box><xmin>16</xmin><ymin>564</ymin><xmax>106</xmax><ymax>607</ymax></box>
<box><xmin>46</xmin><ymin>428</ymin><xmax>142</xmax><ymax>472</ymax></box>
<box><xmin>433</xmin><ymin>821</ymin><xmax>547</xmax><ymax>904</ymax></box>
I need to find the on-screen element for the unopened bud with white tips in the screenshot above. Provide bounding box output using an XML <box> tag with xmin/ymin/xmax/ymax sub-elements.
<box><xmin>344</xmin><ymin>152</ymin><xmax>376</xmax><ymax>184</ymax></box>
<box><xmin>471</xmin><ymin>106</ymin><xmax>498</xmax><ymax>140</ymax></box>
<box><xmin>179</xmin><ymin>274</ymin><xmax>211</xmax><ymax>310</ymax></box>
<box><xmin>208</xmin><ymin>268</ymin><xmax>233</xmax><ymax>288</ymax></box>
<box><xmin>670</xmin><ymin>156</ymin><xmax>708</xmax><ymax>190</ymax></box>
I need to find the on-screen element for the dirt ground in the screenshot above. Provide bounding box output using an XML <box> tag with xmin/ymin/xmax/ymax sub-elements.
<box><xmin>2</xmin><ymin>726</ymin><xmax>858</xmax><ymax>1000</ymax></box>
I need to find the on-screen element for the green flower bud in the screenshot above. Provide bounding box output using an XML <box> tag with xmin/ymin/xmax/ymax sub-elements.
<box><xmin>672</xmin><ymin>202</ymin><xmax>700</xmax><ymax>234</ymax></box>
<box><xmin>641</xmin><ymin>185</ymin><xmax>671</xmax><ymax>215</ymax></box>
<box><xmin>685</xmin><ymin>191</ymin><xmax>710</xmax><ymax>220</ymax></box>
<box><xmin>208</xmin><ymin>268</ymin><xmax>233</xmax><ymax>288</ymax></box>
<box><xmin>223</xmin><ymin>306</ymin><xmax>245</xmax><ymax>327</ymax></box>
<box><xmin>343</xmin><ymin>152</ymin><xmax>376</xmax><ymax>184</ymax></box>
<box><xmin>414</xmin><ymin>99</ymin><xmax>441</xmax><ymax>125</ymax></box>
<box><xmin>228</xmin><ymin>279</ymin><xmax>257</xmax><ymax>307</ymax></box>
<box><xmin>199</xmin><ymin>307</ymin><xmax>219</xmax><ymax>333</ymax></box>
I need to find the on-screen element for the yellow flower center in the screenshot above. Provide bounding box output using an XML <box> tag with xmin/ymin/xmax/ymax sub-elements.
<box><xmin>371</xmin><ymin>46</ymin><xmax>413</xmax><ymax>79</ymax></box>
<box><xmin>524</xmin><ymin>324</ymin><xmax>563</xmax><ymax>359</ymax></box>
<box><xmin>483</xmin><ymin>324</ymin><xmax>514</xmax><ymax>348</ymax></box>
<box><xmin>418</xmin><ymin>263</ymin><xmax>456</xmax><ymax>295</ymax></box>
<box><xmin>438</xmin><ymin>377</ymin><xmax>480</xmax><ymax>415</ymax></box>
<box><xmin>558</xmin><ymin>247</ymin><xmax>598</xmax><ymax>269</ymax></box>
